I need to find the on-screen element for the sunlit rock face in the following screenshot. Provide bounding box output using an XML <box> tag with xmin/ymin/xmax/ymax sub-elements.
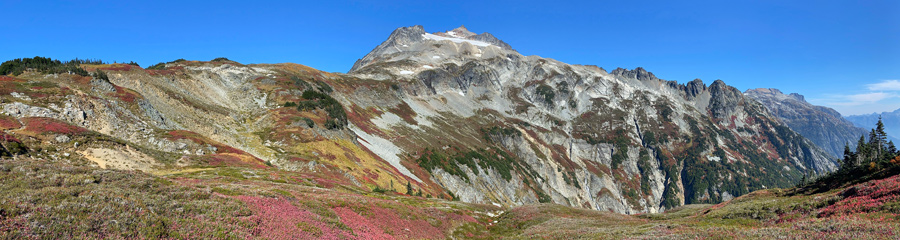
<box><xmin>339</xmin><ymin>25</ymin><xmax>837</xmax><ymax>213</ymax></box>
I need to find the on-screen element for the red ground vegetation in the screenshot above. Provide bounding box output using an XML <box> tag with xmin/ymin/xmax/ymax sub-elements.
<box><xmin>22</xmin><ymin>117</ymin><xmax>87</xmax><ymax>135</ymax></box>
<box><xmin>0</xmin><ymin>116</ymin><xmax>21</xmax><ymax>130</ymax></box>
<box><xmin>387</xmin><ymin>102</ymin><xmax>417</xmax><ymax>125</ymax></box>
<box><xmin>200</xmin><ymin>154</ymin><xmax>269</xmax><ymax>169</ymax></box>
<box><xmin>110</xmin><ymin>86</ymin><xmax>140</xmax><ymax>103</ymax></box>
<box><xmin>236</xmin><ymin>196</ymin><xmax>352</xmax><ymax>239</ymax></box>
<box><xmin>0</xmin><ymin>132</ymin><xmax>20</xmax><ymax>142</ymax></box>
<box><xmin>819</xmin><ymin>174</ymin><xmax>900</xmax><ymax>217</ymax></box>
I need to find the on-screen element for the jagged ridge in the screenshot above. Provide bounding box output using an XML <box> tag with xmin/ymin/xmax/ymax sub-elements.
<box><xmin>746</xmin><ymin>88</ymin><xmax>870</xmax><ymax>158</ymax></box>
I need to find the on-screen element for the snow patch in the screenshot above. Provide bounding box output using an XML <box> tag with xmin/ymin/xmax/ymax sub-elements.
<box><xmin>423</xmin><ymin>33</ymin><xmax>492</xmax><ymax>47</ymax></box>
<box><xmin>423</xmin><ymin>65</ymin><xmax>434</xmax><ymax>69</ymax></box>
<box><xmin>399</xmin><ymin>70</ymin><xmax>414</xmax><ymax>75</ymax></box>
<box><xmin>372</xmin><ymin>111</ymin><xmax>420</xmax><ymax>130</ymax></box>
<box><xmin>432</xmin><ymin>56</ymin><xmax>441</xmax><ymax>59</ymax></box>
<box><xmin>349</xmin><ymin>125</ymin><xmax>422</xmax><ymax>182</ymax></box>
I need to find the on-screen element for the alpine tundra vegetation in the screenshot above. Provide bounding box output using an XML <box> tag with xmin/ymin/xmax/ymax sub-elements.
<box><xmin>1</xmin><ymin>25</ymin><xmax>898</xmax><ymax>239</ymax></box>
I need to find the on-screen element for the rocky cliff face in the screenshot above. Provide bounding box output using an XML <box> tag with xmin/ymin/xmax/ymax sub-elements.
<box><xmin>745</xmin><ymin>88</ymin><xmax>869</xmax><ymax>158</ymax></box>
<box><xmin>0</xmin><ymin>26</ymin><xmax>836</xmax><ymax>216</ymax></box>
<box><xmin>340</xmin><ymin>26</ymin><xmax>836</xmax><ymax>213</ymax></box>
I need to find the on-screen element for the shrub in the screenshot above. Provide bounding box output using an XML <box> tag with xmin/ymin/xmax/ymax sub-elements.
<box><xmin>211</xmin><ymin>187</ymin><xmax>240</xmax><ymax>196</ymax></box>
<box><xmin>535</xmin><ymin>84</ymin><xmax>555</xmax><ymax>105</ymax></box>
<box><xmin>146</xmin><ymin>62</ymin><xmax>166</xmax><ymax>70</ymax></box>
<box><xmin>302</xmin><ymin>117</ymin><xmax>315</xmax><ymax>128</ymax></box>
<box><xmin>211</xmin><ymin>57</ymin><xmax>230</xmax><ymax>62</ymax></box>
<box><xmin>0</xmin><ymin>136</ymin><xmax>26</xmax><ymax>157</ymax></box>
<box><xmin>298</xmin><ymin>90</ymin><xmax>347</xmax><ymax>129</ymax></box>
<box><xmin>324</xmin><ymin>119</ymin><xmax>339</xmax><ymax>130</ymax></box>
<box><xmin>93</xmin><ymin>69</ymin><xmax>109</xmax><ymax>82</ymax></box>
<box><xmin>372</xmin><ymin>186</ymin><xmax>390</xmax><ymax>193</ymax></box>
<box><xmin>315</xmin><ymin>81</ymin><xmax>333</xmax><ymax>93</ymax></box>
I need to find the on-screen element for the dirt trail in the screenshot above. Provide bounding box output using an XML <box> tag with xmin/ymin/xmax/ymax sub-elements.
<box><xmin>78</xmin><ymin>146</ymin><xmax>158</xmax><ymax>172</ymax></box>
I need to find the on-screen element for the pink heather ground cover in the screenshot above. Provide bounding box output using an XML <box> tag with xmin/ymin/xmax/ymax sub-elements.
<box><xmin>334</xmin><ymin>205</ymin><xmax>446</xmax><ymax>240</ymax></box>
<box><xmin>0</xmin><ymin>116</ymin><xmax>21</xmax><ymax>130</ymax></box>
<box><xmin>237</xmin><ymin>195</ymin><xmax>353</xmax><ymax>239</ymax></box>
<box><xmin>820</xmin><ymin>174</ymin><xmax>900</xmax><ymax>217</ymax></box>
<box><xmin>22</xmin><ymin>117</ymin><xmax>87</xmax><ymax>135</ymax></box>
<box><xmin>333</xmin><ymin>207</ymin><xmax>396</xmax><ymax>240</ymax></box>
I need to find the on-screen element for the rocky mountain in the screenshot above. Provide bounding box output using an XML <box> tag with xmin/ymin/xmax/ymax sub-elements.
<box><xmin>745</xmin><ymin>88</ymin><xmax>869</xmax><ymax>158</ymax></box>
<box><xmin>343</xmin><ymin>25</ymin><xmax>835</xmax><ymax>213</ymax></box>
<box><xmin>846</xmin><ymin>108</ymin><xmax>900</xmax><ymax>141</ymax></box>
<box><xmin>0</xmin><ymin>25</ymin><xmax>835</xmax><ymax>219</ymax></box>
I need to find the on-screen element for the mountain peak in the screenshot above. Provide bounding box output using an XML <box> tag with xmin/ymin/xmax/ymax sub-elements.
<box><xmin>428</xmin><ymin>25</ymin><xmax>512</xmax><ymax>50</ymax></box>
<box><xmin>788</xmin><ymin>93</ymin><xmax>805</xmax><ymax>102</ymax></box>
<box><xmin>441</xmin><ymin>25</ymin><xmax>476</xmax><ymax>38</ymax></box>
<box><xmin>349</xmin><ymin>25</ymin><xmax>514</xmax><ymax>73</ymax></box>
<box><xmin>611</xmin><ymin>67</ymin><xmax>658</xmax><ymax>81</ymax></box>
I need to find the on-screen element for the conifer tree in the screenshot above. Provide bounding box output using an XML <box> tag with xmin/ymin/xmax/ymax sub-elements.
<box><xmin>889</xmin><ymin>141</ymin><xmax>897</xmax><ymax>155</ymax></box>
<box><xmin>876</xmin><ymin>117</ymin><xmax>888</xmax><ymax>157</ymax></box>
<box><xmin>856</xmin><ymin>135</ymin><xmax>868</xmax><ymax>165</ymax></box>
<box><xmin>843</xmin><ymin>143</ymin><xmax>854</xmax><ymax>169</ymax></box>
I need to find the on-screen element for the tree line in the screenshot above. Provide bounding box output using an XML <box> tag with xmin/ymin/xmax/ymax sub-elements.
<box><xmin>841</xmin><ymin>117</ymin><xmax>896</xmax><ymax>169</ymax></box>
<box><xmin>0</xmin><ymin>57</ymin><xmax>104</xmax><ymax>76</ymax></box>
<box><xmin>796</xmin><ymin>117</ymin><xmax>900</xmax><ymax>193</ymax></box>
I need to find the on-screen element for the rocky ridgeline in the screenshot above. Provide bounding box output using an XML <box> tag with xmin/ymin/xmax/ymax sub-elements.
<box><xmin>341</xmin><ymin>25</ymin><xmax>836</xmax><ymax>213</ymax></box>
<box><xmin>0</xmin><ymin>26</ymin><xmax>837</xmax><ymax>215</ymax></box>
<box><xmin>745</xmin><ymin>88</ymin><xmax>870</xmax><ymax>158</ymax></box>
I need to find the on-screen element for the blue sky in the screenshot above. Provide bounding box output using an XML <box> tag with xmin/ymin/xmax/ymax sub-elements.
<box><xmin>1</xmin><ymin>0</ymin><xmax>897</xmax><ymax>115</ymax></box>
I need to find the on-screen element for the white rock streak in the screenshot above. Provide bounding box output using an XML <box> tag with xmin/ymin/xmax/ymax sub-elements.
<box><xmin>349</xmin><ymin>125</ymin><xmax>422</xmax><ymax>182</ymax></box>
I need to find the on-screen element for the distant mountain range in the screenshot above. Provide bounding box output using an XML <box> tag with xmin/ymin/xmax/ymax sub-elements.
<box><xmin>846</xmin><ymin>108</ymin><xmax>900</xmax><ymax>142</ymax></box>
<box><xmin>745</xmin><ymin>88</ymin><xmax>869</xmax><ymax>158</ymax></box>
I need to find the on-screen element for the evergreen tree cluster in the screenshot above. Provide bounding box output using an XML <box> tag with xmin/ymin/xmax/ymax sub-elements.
<box><xmin>146</xmin><ymin>63</ymin><xmax>167</xmax><ymax>70</ymax></box>
<box><xmin>797</xmin><ymin>117</ymin><xmax>900</xmax><ymax>193</ymax></box>
<box><xmin>842</xmin><ymin>117</ymin><xmax>896</xmax><ymax>169</ymax></box>
<box><xmin>0</xmin><ymin>57</ymin><xmax>104</xmax><ymax>76</ymax></box>
<box><xmin>146</xmin><ymin>58</ymin><xmax>189</xmax><ymax>70</ymax></box>
<box><xmin>281</xmin><ymin>90</ymin><xmax>348</xmax><ymax>130</ymax></box>
<box><xmin>93</xmin><ymin>69</ymin><xmax>109</xmax><ymax>82</ymax></box>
